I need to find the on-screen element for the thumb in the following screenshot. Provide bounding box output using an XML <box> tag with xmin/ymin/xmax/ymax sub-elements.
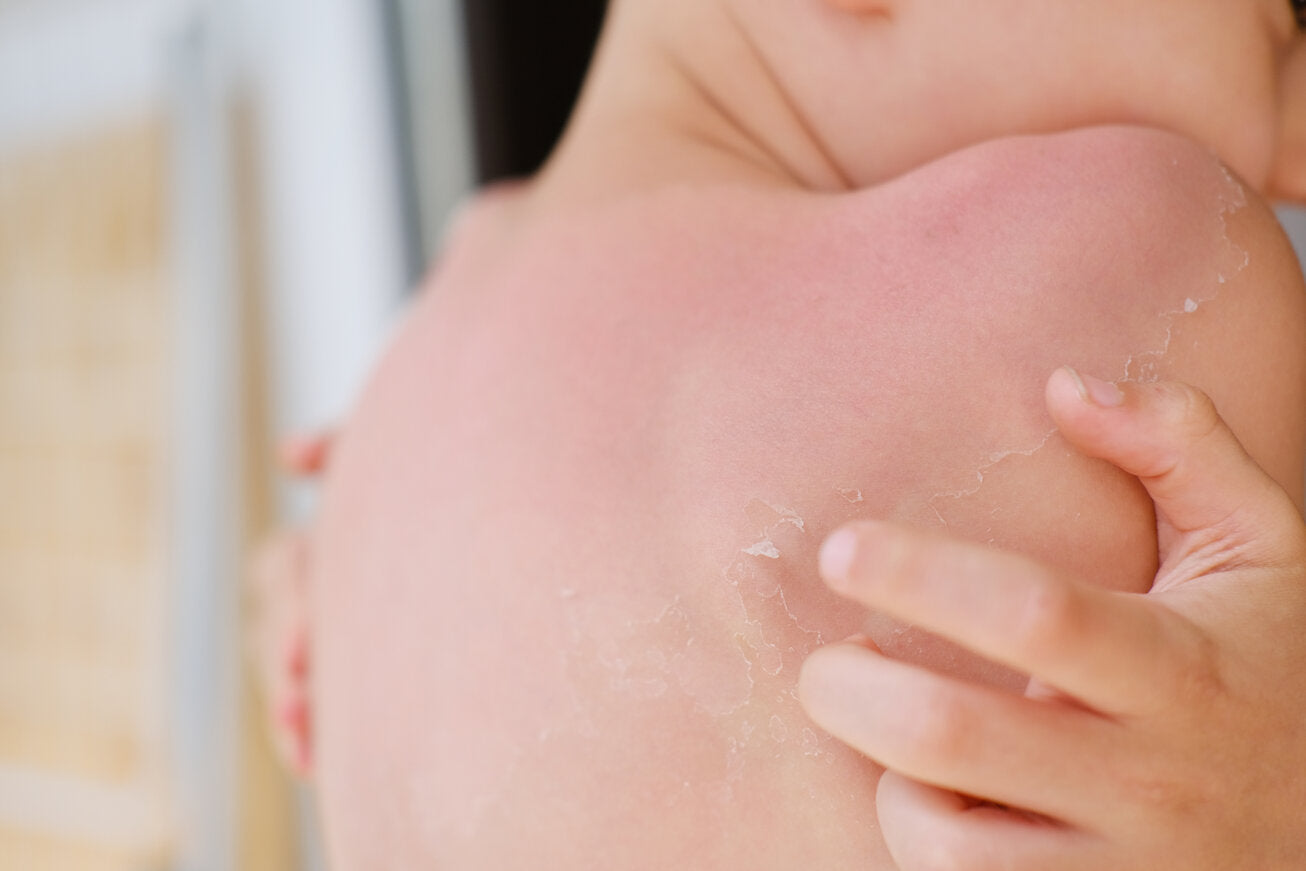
<box><xmin>1045</xmin><ymin>367</ymin><xmax>1301</xmax><ymax>562</ymax></box>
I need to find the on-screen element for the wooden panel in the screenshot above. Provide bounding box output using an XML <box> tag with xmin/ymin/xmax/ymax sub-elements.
<box><xmin>0</xmin><ymin>120</ymin><xmax>171</xmax><ymax>867</ymax></box>
<box><xmin>0</xmin><ymin>104</ymin><xmax>301</xmax><ymax>871</ymax></box>
<box><xmin>233</xmin><ymin>103</ymin><xmax>299</xmax><ymax>871</ymax></box>
<box><xmin>0</xmin><ymin>825</ymin><xmax>169</xmax><ymax>871</ymax></box>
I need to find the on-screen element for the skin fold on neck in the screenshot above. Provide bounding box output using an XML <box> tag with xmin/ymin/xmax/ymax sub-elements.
<box><xmin>531</xmin><ymin>1</ymin><xmax>857</xmax><ymax>207</ymax></box>
<box><xmin>531</xmin><ymin>0</ymin><xmax>1306</xmax><ymax>208</ymax></box>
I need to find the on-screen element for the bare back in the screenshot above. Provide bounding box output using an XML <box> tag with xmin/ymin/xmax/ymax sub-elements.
<box><xmin>311</xmin><ymin>127</ymin><xmax>1306</xmax><ymax>870</ymax></box>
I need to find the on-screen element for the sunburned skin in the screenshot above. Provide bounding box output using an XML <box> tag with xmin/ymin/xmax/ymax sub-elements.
<box><xmin>259</xmin><ymin>0</ymin><xmax>1306</xmax><ymax>865</ymax></box>
<box><xmin>863</xmin><ymin>154</ymin><xmax>1253</xmax><ymax>685</ymax></box>
<box><xmin>921</xmin><ymin>152</ymin><xmax>1248</xmax><ymax>515</ymax></box>
<box><xmin>309</xmin><ymin>127</ymin><xmax>1302</xmax><ymax>870</ymax></box>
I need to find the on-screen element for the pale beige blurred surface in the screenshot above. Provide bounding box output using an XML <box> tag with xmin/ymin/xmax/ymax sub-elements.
<box><xmin>0</xmin><ymin>117</ymin><xmax>295</xmax><ymax>871</ymax></box>
<box><xmin>0</xmin><ymin>121</ymin><xmax>173</xmax><ymax>869</ymax></box>
<box><xmin>0</xmin><ymin>826</ymin><xmax>163</xmax><ymax>871</ymax></box>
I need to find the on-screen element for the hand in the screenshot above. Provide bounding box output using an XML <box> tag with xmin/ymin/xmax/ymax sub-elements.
<box><xmin>248</xmin><ymin>428</ymin><xmax>335</xmax><ymax>776</ymax></box>
<box><xmin>277</xmin><ymin>428</ymin><xmax>336</xmax><ymax>478</ymax></box>
<box><xmin>798</xmin><ymin>369</ymin><xmax>1306</xmax><ymax>870</ymax></box>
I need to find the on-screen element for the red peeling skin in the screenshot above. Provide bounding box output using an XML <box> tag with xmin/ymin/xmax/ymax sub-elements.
<box><xmin>309</xmin><ymin>127</ymin><xmax>1294</xmax><ymax>871</ymax></box>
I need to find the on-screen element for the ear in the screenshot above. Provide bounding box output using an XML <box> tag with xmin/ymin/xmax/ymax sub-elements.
<box><xmin>249</xmin><ymin>531</ymin><xmax>315</xmax><ymax>777</ymax></box>
<box><xmin>1269</xmin><ymin>40</ymin><xmax>1306</xmax><ymax>202</ymax></box>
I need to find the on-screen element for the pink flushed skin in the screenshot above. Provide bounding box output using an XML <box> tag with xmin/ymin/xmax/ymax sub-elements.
<box><xmin>307</xmin><ymin>127</ymin><xmax>1306</xmax><ymax>870</ymax></box>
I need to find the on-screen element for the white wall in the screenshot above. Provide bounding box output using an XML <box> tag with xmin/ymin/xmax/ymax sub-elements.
<box><xmin>233</xmin><ymin>4</ymin><xmax>415</xmax><ymax>868</ymax></box>
<box><xmin>0</xmin><ymin>4</ymin><xmax>247</xmax><ymax>871</ymax></box>
<box><xmin>0</xmin><ymin>0</ymin><xmax>188</xmax><ymax>150</ymax></box>
<box><xmin>236</xmin><ymin>0</ymin><xmax>410</xmax><ymax>521</ymax></box>
<box><xmin>0</xmin><ymin>0</ymin><xmax>413</xmax><ymax>506</ymax></box>
<box><xmin>0</xmin><ymin>4</ymin><xmax>414</xmax><ymax>870</ymax></box>
<box><xmin>396</xmin><ymin>0</ymin><xmax>477</xmax><ymax>257</ymax></box>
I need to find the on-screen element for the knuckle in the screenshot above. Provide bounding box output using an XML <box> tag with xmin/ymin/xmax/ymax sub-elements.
<box><xmin>1162</xmin><ymin>629</ymin><xmax>1227</xmax><ymax>710</ymax></box>
<box><xmin>1010</xmin><ymin>578</ymin><xmax>1081</xmax><ymax>660</ymax></box>
<box><xmin>1156</xmin><ymin>381</ymin><xmax>1221</xmax><ymax>445</ymax></box>
<box><xmin>902</xmin><ymin>684</ymin><xmax>977</xmax><ymax>769</ymax></box>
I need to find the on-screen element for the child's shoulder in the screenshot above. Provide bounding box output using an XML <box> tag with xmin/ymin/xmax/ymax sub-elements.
<box><xmin>870</xmin><ymin>124</ymin><xmax>1306</xmax><ymax>502</ymax></box>
<box><xmin>906</xmin><ymin>123</ymin><xmax>1306</xmax><ymax>498</ymax></box>
<box><xmin>891</xmin><ymin>124</ymin><xmax>1248</xmax><ymax>218</ymax></box>
<box><xmin>451</xmin><ymin>125</ymin><xmax>1293</xmax><ymax>311</ymax></box>
<box><xmin>864</xmin><ymin>125</ymin><xmax>1280</xmax><ymax>307</ymax></box>
<box><xmin>421</xmin><ymin>125</ymin><xmax>1305</xmax><ymax>513</ymax></box>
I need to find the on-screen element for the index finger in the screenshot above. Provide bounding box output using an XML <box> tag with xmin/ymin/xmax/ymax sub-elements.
<box><xmin>818</xmin><ymin>521</ymin><xmax>1207</xmax><ymax>714</ymax></box>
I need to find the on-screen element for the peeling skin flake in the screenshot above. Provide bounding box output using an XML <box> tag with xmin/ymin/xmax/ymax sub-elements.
<box><xmin>928</xmin><ymin>159</ymin><xmax>1250</xmax><ymax>527</ymax></box>
<box><xmin>743</xmin><ymin>538</ymin><xmax>781</xmax><ymax>559</ymax></box>
<box><xmin>507</xmin><ymin>162</ymin><xmax>1255</xmax><ymax>829</ymax></box>
<box><xmin>761</xmin><ymin>501</ymin><xmax>806</xmax><ymax>531</ymax></box>
<box><xmin>544</xmin><ymin>490</ymin><xmax>829</xmax><ymax>808</ymax></box>
<box><xmin>1124</xmin><ymin>163</ymin><xmax>1247</xmax><ymax>383</ymax></box>
<box><xmin>927</xmin><ymin>428</ymin><xmax>1056</xmax><ymax>522</ymax></box>
<box><xmin>559</xmin><ymin>491</ymin><xmax>835</xmax><ymax>804</ymax></box>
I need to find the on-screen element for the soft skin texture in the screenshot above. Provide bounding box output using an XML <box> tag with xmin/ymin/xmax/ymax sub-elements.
<box><xmin>250</xmin><ymin>0</ymin><xmax>1306</xmax><ymax>868</ymax></box>
<box><xmin>303</xmin><ymin>127</ymin><xmax>1306</xmax><ymax>870</ymax></box>
<box><xmin>535</xmin><ymin>0</ymin><xmax>1306</xmax><ymax>203</ymax></box>
<box><xmin>801</xmin><ymin>372</ymin><xmax>1306</xmax><ymax>870</ymax></box>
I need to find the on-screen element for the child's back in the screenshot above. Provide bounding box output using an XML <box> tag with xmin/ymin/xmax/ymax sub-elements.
<box><xmin>310</xmin><ymin>125</ymin><xmax>1306</xmax><ymax>869</ymax></box>
<box><xmin>266</xmin><ymin>1</ymin><xmax>1306</xmax><ymax>867</ymax></box>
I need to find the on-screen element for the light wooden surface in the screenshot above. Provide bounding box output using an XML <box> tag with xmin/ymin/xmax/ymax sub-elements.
<box><xmin>0</xmin><ymin>120</ymin><xmax>172</xmax><ymax>869</ymax></box>
<box><xmin>0</xmin><ymin>116</ymin><xmax>297</xmax><ymax>870</ymax></box>
<box><xmin>233</xmin><ymin>102</ymin><xmax>300</xmax><ymax>871</ymax></box>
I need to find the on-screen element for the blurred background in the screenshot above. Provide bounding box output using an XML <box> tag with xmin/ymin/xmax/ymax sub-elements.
<box><xmin>0</xmin><ymin>1</ymin><xmax>1302</xmax><ymax>869</ymax></box>
<box><xmin>0</xmin><ymin>0</ymin><xmax>602</xmax><ymax>868</ymax></box>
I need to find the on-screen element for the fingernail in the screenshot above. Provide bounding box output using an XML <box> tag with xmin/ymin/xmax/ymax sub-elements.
<box><xmin>820</xmin><ymin>528</ymin><xmax>858</xmax><ymax>585</ymax></box>
<box><xmin>1063</xmin><ymin>366</ymin><xmax>1124</xmax><ymax>408</ymax></box>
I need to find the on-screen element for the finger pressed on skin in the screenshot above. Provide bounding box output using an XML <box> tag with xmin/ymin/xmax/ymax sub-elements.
<box><xmin>817</xmin><ymin>522</ymin><xmax>1205</xmax><ymax>716</ymax></box>
<box><xmin>1046</xmin><ymin>369</ymin><xmax>1300</xmax><ymax>557</ymax></box>
<box><xmin>877</xmin><ymin>771</ymin><xmax>1112</xmax><ymax>871</ymax></box>
<box><xmin>799</xmin><ymin>642</ymin><xmax>1126</xmax><ymax>826</ymax></box>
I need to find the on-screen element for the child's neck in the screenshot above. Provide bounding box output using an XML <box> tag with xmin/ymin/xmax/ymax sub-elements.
<box><xmin>529</xmin><ymin>1</ymin><xmax>857</xmax><ymax>211</ymax></box>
